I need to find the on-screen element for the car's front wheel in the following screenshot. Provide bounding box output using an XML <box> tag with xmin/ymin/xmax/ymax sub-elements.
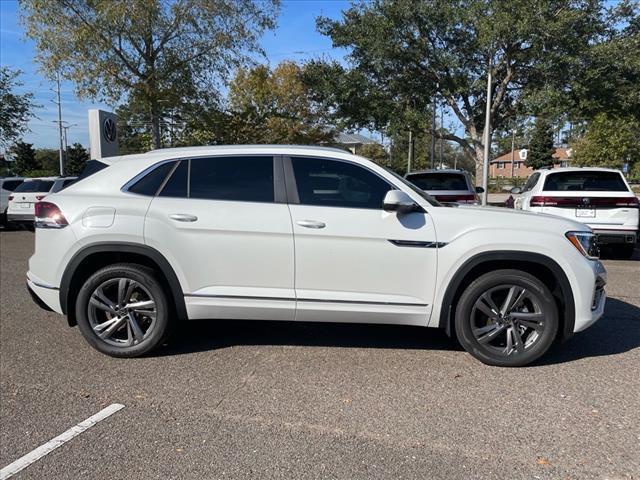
<box><xmin>75</xmin><ymin>263</ymin><xmax>172</xmax><ymax>357</ymax></box>
<box><xmin>455</xmin><ymin>269</ymin><xmax>559</xmax><ymax>367</ymax></box>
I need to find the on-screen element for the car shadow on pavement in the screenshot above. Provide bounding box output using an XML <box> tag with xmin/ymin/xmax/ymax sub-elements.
<box><xmin>156</xmin><ymin>298</ymin><xmax>639</xmax><ymax>364</ymax></box>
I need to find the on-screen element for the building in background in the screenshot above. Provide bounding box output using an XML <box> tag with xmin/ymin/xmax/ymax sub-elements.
<box><xmin>490</xmin><ymin>147</ymin><xmax>572</xmax><ymax>178</ymax></box>
<box><xmin>332</xmin><ymin>132</ymin><xmax>379</xmax><ymax>154</ymax></box>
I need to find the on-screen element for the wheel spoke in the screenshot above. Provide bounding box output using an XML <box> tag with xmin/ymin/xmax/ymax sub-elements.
<box><xmin>511</xmin><ymin>326</ymin><xmax>525</xmax><ymax>353</ymax></box>
<box><xmin>127</xmin><ymin>312</ymin><xmax>145</xmax><ymax>344</ymax></box>
<box><xmin>501</xmin><ymin>286</ymin><xmax>526</xmax><ymax>316</ymax></box>
<box><xmin>117</xmin><ymin>279</ymin><xmax>128</xmax><ymax>306</ymax></box>
<box><xmin>98</xmin><ymin>316</ymin><xmax>126</xmax><ymax>339</ymax></box>
<box><xmin>475</xmin><ymin>294</ymin><xmax>500</xmax><ymax>320</ymax></box>
<box><xmin>476</xmin><ymin>323</ymin><xmax>507</xmax><ymax>344</ymax></box>
<box><xmin>504</xmin><ymin>326</ymin><xmax>514</xmax><ymax>355</ymax></box>
<box><xmin>90</xmin><ymin>289</ymin><xmax>116</xmax><ymax>314</ymax></box>
<box><xmin>93</xmin><ymin>316</ymin><xmax>120</xmax><ymax>332</ymax></box>
<box><xmin>126</xmin><ymin>300</ymin><xmax>155</xmax><ymax>310</ymax></box>
<box><xmin>511</xmin><ymin>312</ymin><xmax>544</xmax><ymax>332</ymax></box>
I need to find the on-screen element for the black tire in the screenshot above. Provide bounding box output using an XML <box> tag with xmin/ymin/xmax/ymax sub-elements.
<box><xmin>75</xmin><ymin>263</ymin><xmax>172</xmax><ymax>357</ymax></box>
<box><xmin>455</xmin><ymin>269</ymin><xmax>558</xmax><ymax>367</ymax></box>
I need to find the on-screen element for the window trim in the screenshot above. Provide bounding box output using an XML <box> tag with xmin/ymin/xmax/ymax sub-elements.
<box><xmin>282</xmin><ymin>154</ymin><xmax>396</xmax><ymax>210</ymax></box>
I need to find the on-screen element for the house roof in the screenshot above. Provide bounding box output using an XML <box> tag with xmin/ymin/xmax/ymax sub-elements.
<box><xmin>493</xmin><ymin>147</ymin><xmax>571</xmax><ymax>163</ymax></box>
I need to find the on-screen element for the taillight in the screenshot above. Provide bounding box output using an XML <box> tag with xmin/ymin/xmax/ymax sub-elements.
<box><xmin>531</xmin><ymin>196</ymin><xmax>640</xmax><ymax>208</ymax></box>
<box><xmin>8</xmin><ymin>195</ymin><xmax>13</xmax><ymax>201</ymax></box>
<box><xmin>35</xmin><ymin>195</ymin><xmax>46</xmax><ymax>201</ymax></box>
<box><xmin>34</xmin><ymin>201</ymin><xmax>68</xmax><ymax>229</ymax></box>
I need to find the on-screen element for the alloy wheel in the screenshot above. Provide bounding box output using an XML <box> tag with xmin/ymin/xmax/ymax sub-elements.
<box><xmin>87</xmin><ymin>278</ymin><xmax>157</xmax><ymax>347</ymax></box>
<box><xmin>470</xmin><ymin>284</ymin><xmax>546</xmax><ymax>357</ymax></box>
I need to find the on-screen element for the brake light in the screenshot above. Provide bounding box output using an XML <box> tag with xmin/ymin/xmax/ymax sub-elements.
<box><xmin>8</xmin><ymin>195</ymin><xmax>13</xmax><ymax>201</ymax></box>
<box><xmin>34</xmin><ymin>201</ymin><xmax>68</xmax><ymax>229</ymax></box>
<box><xmin>531</xmin><ymin>196</ymin><xmax>640</xmax><ymax>208</ymax></box>
<box><xmin>36</xmin><ymin>195</ymin><xmax>46</xmax><ymax>201</ymax></box>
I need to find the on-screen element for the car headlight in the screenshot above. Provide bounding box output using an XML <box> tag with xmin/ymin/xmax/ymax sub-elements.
<box><xmin>565</xmin><ymin>231</ymin><xmax>599</xmax><ymax>260</ymax></box>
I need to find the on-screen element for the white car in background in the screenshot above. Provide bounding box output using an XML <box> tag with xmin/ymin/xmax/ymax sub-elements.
<box><xmin>26</xmin><ymin>145</ymin><xmax>606</xmax><ymax>367</ymax></box>
<box><xmin>513</xmin><ymin>168</ymin><xmax>638</xmax><ymax>258</ymax></box>
<box><xmin>7</xmin><ymin>177</ymin><xmax>77</xmax><ymax>225</ymax></box>
<box><xmin>1</xmin><ymin>177</ymin><xmax>24</xmax><ymax>226</ymax></box>
<box><xmin>405</xmin><ymin>169</ymin><xmax>483</xmax><ymax>204</ymax></box>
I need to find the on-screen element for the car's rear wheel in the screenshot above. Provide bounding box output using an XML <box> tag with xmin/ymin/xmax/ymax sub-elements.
<box><xmin>455</xmin><ymin>269</ymin><xmax>558</xmax><ymax>367</ymax></box>
<box><xmin>75</xmin><ymin>263</ymin><xmax>172</xmax><ymax>357</ymax></box>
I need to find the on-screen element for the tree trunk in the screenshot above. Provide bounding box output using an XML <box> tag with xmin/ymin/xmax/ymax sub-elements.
<box><xmin>474</xmin><ymin>144</ymin><xmax>485</xmax><ymax>187</ymax></box>
<box><xmin>149</xmin><ymin>97</ymin><xmax>161</xmax><ymax>150</ymax></box>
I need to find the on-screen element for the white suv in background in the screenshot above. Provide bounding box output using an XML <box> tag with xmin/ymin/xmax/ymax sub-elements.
<box><xmin>513</xmin><ymin>168</ymin><xmax>638</xmax><ymax>258</ymax></box>
<box><xmin>27</xmin><ymin>146</ymin><xmax>606</xmax><ymax>367</ymax></box>
<box><xmin>7</xmin><ymin>177</ymin><xmax>77</xmax><ymax>225</ymax></box>
<box><xmin>1</xmin><ymin>177</ymin><xmax>24</xmax><ymax>226</ymax></box>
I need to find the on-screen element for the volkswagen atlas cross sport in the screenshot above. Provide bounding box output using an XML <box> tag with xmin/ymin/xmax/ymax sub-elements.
<box><xmin>27</xmin><ymin>146</ymin><xmax>607</xmax><ymax>367</ymax></box>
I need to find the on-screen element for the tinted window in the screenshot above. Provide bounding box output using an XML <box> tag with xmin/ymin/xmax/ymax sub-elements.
<box><xmin>77</xmin><ymin>160</ymin><xmax>108</xmax><ymax>181</ymax></box>
<box><xmin>14</xmin><ymin>180</ymin><xmax>55</xmax><ymax>193</ymax></box>
<box><xmin>522</xmin><ymin>172</ymin><xmax>540</xmax><ymax>193</ymax></box>
<box><xmin>1</xmin><ymin>180</ymin><xmax>23</xmax><ymax>191</ymax></box>
<box><xmin>190</xmin><ymin>156</ymin><xmax>274</xmax><ymax>202</ymax></box>
<box><xmin>128</xmin><ymin>162</ymin><xmax>175</xmax><ymax>196</ymax></box>
<box><xmin>159</xmin><ymin>160</ymin><xmax>188</xmax><ymax>198</ymax></box>
<box><xmin>406</xmin><ymin>172</ymin><xmax>468</xmax><ymax>191</ymax></box>
<box><xmin>62</xmin><ymin>179</ymin><xmax>76</xmax><ymax>188</ymax></box>
<box><xmin>292</xmin><ymin>157</ymin><xmax>392</xmax><ymax>209</ymax></box>
<box><xmin>543</xmin><ymin>171</ymin><xmax>629</xmax><ymax>192</ymax></box>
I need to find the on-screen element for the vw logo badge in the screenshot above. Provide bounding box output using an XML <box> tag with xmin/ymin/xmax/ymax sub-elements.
<box><xmin>103</xmin><ymin>118</ymin><xmax>117</xmax><ymax>142</ymax></box>
<box><xmin>582</xmin><ymin>197</ymin><xmax>590</xmax><ymax>205</ymax></box>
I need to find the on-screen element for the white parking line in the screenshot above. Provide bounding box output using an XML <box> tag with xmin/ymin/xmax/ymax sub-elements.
<box><xmin>0</xmin><ymin>403</ymin><xmax>125</xmax><ymax>480</ymax></box>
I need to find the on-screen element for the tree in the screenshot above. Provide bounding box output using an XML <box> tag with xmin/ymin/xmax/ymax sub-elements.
<box><xmin>9</xmin><ymin>141</ymin><xmax>38</xmax><ymax>175</ymax></box>
<box><xmin>35</xmin><ymin>148</ymin><xmax>59</xmax><ymax>175</ymax></box>
<box><xmin>0</xmin><ymin>67</ymin><xmax>38</xmax><ymax>150</ymax></box>
<box><xmin>311</xmin><ymin>0</ymin><xmax>612</xmax><ymax>183</ymax></box>
<box><xmin>226</xmin><ymin>62</ymin><xmax>334</xmax><ymax>145</ymax></box>
<box><xmin>20</xmin><ymin>0</ymin><xmax>280</xmax><ymax>149</ymax></box>
<box><xmin>572</xmin><ymin>114</ymin><xmax>640</xmax><ymax>177</ymax></box>
<box><xmin>526</xmin><ymin>118</ymin><xmax>556</xmax><ymax>169</ymax></box>
<box><xmin>65</xmin><ymin>143</ymin><xmax>90</xmax><ymax>176</ymax></box>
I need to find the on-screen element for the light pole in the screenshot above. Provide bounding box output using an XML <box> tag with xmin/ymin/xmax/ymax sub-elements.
<box><xmin>62</xmin><ymin>123</ymin><xmax>78</xmax><ymax>156</ymax></box>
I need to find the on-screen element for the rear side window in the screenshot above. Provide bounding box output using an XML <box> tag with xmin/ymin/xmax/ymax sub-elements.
<box><xmin>76</xmin><ymin>160</ymin><xmax>108</xmax><ymax>181</ymax></box>
<box><xmin>14</xmin><ymin>180</ymin><xmax>55</xmax><ymax>193</ymax></box>
<box><xmin>543</xmin><ymin>171</ymin><xmax>629</xmax><ymax>192</ymax></box>
<box><xmin>1</xmin><ymin>180</ymin><xmax>23</xmax><ymax>191</ymax></box>
<box><xmin>128</xmin><ymin>162</ymin><xmax>176</xmax><ymax>196</ymax></box>
<box><xmin>159</xmin><ymin>160</ymin><xmax>188</xmax><ymax>198</ymax></box>
<box><xmin>406</xmin><ymin>173</ymin><xmax>468</xmax><ymax>191</ymax></box>
<box><xmin>189</xmin><ymin>156</ymin><xmax>274</xmax><ymax>202</ymax></box>
<box><xmin>292</xmin><ymin>157</ymin><xmax>392</xmax><ymax>209</ymax></box>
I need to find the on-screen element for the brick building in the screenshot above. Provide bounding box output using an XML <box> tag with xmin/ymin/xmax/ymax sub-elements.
<box><xmin>490</xmin><ymin>147</ymin><xmax>572</xmax><ymax>178</ymax></box>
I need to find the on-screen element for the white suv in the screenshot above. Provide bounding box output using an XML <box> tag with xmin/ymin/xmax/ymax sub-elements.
<box><xmin>7</xmin><ymin>176</ymin><xmax>77</xmax><ymax>225</ymax></box>
<box><xmin>513</xmin><ymin>168</ymin><xmax>639</xmax><ymax>258</ymax></box>
<box><xmin>27</xmin><ymin>146</ymin><xmax>607</xmax><ymax>366</ymax></box>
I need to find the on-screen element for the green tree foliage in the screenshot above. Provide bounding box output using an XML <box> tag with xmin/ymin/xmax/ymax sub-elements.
<box><xmin>0</xmin><ymin>67</ymin><xmax>38</xmax><ymax>150</ymax></box>
<box><xmin>226</xmin><ymin>62</ymin><xmax>334</xmax><ymax>144</ymax></box>
<box><xmin>9</xmin><ymin>141</ymin><xmax>38</xmax><ymax>175</ymax></box>
<box><xmin>35</xmin><ymin>148</ymin><xmax>59</xmax><ymax>175</ymax></box>
<box><xmin>526</xmin><ymin>118</ymin><xmax>556</xmax><ymax>170</ymax></box>
<box><xmin>573</xmin><ymin>114</ymin><xmax>640</xmax><ymax>176</ymax></box>
<box><xmin>65</xmin><ymin>143</ymin><xmax>90</xmax><ymax>176</ymax></box>
<box><xmin>20</xmin><ymin>0</ymin><xmax>280</xmax><ymax>149</ymax></box>
<box><xmin>308</xmin><ymin>0</ymin><xmax>615</xmax><ymax>182</ymax></box>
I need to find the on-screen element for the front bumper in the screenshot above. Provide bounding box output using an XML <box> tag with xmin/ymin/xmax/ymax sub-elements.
<box><xmin>592</xmin><ymin>229</ymin><xmax>637</xmax><ymax>245</ymax></box>
<box><xmin>574</xmin><ymin>261</ymin><xmax>607</xmax><ymax>333</ymax></box>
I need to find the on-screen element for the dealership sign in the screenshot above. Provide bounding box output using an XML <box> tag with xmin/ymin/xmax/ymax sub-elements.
<box><xmin>88</xmin><ymin>109</ymin><xmax>119</xmax><ymax>159</ymax></box>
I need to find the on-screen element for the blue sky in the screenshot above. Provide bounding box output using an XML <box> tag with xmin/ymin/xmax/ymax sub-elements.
<box><xmin>0</xmin><ymin>0</ymin><xmax>351</xmax><ymax>149</ymax></box>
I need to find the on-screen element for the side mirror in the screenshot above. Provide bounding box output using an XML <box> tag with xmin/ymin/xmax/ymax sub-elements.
<box><xmin>383</xmin><ymin>190</ymin><xmax>419</xmax><ymax>214</ymax></box>
<box><xmin>510</xmin><ymin>187</ymin><xmax>522</xmax><ymax>194</ymax></box>
<box><xmin>475</xmin><ymin>186</ymin><xmax>485</xmax><ymax>194</ymax></box>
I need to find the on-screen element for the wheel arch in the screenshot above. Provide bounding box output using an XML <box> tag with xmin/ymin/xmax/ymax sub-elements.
<box><xmin>60</xmin><ymin>242</ymin><xmax>188</xmax><ymax>327</ymax></box>
<box><xmin>438</xmin><ymin>251</ymin><xmax>575</xmax><ymax>341</ymax></box>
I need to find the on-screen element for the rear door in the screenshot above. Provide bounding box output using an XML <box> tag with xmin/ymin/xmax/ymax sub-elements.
<box><xmin>536</xmin><ymin>171</ymin><xmax>638</xmax><ymax>230</ymax></box>
<box><xmin>286</xmin><ymin>156</ymin><xmax>438</xmax><ymax>326</ymax></box>
<box><xmin>144</xmin><ymin>155</ymin><xmax>296</xmax><ymax>321</ymax></box>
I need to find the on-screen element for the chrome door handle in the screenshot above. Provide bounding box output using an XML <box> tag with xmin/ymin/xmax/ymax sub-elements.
<box><xmin>169</xmin><ymin>213</ymin><xmax>198</xmax><ymax>222</ymax></box>
<box><xmin>296</xmin><ymin>220</ymin><xmax>326</xmax><ymax>229</ymax></box>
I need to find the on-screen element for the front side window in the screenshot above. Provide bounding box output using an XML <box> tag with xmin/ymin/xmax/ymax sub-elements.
<box><xmin>522</xmin><ymin>172</ymin><xmax>540</xmax><ymax>193</ymax></box>
<box><xmin>189</xmin><ymin>156</ymin><xmax>274</xmax><ymax>202</ymax></box>
<box><xmin>292</xmin><ymin>157</ymin><xmax>392</xmax><ymax>209</ymax></box>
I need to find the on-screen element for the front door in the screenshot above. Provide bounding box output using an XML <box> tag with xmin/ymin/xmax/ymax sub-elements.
<box><xmin>145</xmin><ymin>155</ymin><xmax>295</xmax><ymax>321</ymax></box>
<box><xmin>286</xmin><ymin>156</ymin><xmax>438</xmax><ymax>326</ymax></box>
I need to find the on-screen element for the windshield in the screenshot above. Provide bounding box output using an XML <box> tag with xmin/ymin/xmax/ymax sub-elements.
<box><xmin>543</xmin><ymin>171</ymin><xmax>629</xmax><ymax>192</ymax></box>
<box><xmin>385</xmin><ymin>168</ymin><xmax>441</xmax><ymax>206</ymax></box>
<box><xmin>406</xmin><ymin>172</ymin><xmax>469</xmax><ymax>191</ymax></box>
<box><xmin>14</xmin><ymin>180</ymin><xmax>55</xmax><ymax>193</ymax></box>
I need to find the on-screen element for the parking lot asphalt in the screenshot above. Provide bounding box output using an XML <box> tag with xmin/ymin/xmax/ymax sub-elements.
<box><xmin>1</xmin><ymin>230</ymin><xmax>639</xmax><ymax>479</ymax></box>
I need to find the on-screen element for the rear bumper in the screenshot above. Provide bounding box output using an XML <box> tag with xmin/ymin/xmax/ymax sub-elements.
<box><xmin>7</xmin><ymin>213</ymin><xmax>34</xmax><ymax>223</ymax></box>
<box><xmin>592</xmin><ymin>229</ymin><xmax>637</xmax><ymax>245</ymax></box>
<box><xmin>26</xmin><ymin>273</ymin><xmax>63</xmax><ymax>314</ymax></box>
